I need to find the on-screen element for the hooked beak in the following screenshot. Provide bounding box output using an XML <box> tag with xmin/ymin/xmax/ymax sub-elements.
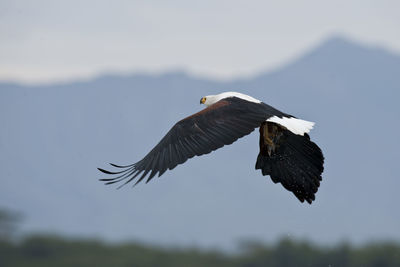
<box><xmin>200</xmin><ymin>97</ymin><xmax>206</xmax><ymax>104</ymax></box>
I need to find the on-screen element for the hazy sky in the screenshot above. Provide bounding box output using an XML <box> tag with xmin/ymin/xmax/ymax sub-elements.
<box><xmin>1</xmin><ymin>0</ymin><xmax>399</xmax><ymax>83</ymax></box>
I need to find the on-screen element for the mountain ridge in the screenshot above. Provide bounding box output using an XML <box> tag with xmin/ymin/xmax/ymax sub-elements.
<box><xmin>2</xmin><ymin>35</ymin><xmax>399</xmax><ymax>89</ymax></box>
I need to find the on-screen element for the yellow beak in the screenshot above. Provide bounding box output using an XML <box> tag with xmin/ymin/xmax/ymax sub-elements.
<box><xmin>200</xmin><ymin>97</ymin><xmax>206</xmax><ymax>104</ymax></box>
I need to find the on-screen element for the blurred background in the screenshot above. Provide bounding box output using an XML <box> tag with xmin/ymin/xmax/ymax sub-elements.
<box><xmin>1</xmin><ymin>1</ymin><xmax>400</xmax><ymax>266</ymax></box>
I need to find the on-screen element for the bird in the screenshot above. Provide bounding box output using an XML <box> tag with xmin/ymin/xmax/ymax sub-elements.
<box><xmin>98</xmin><ymin>92</ymin><xmax>324</xmax><ymax>204</ymax></box>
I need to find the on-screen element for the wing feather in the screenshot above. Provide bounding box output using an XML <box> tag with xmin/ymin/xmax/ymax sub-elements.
<box><xmin>99</xmin><ymin>97</ymin><xmax>272</xmax><ymax>187</ymax></box>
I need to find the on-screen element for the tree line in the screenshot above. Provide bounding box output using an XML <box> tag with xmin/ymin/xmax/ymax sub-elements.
<box><xmin>1</xmin><ymin>209</ymin><xmax>399</xmax><ymax>267</ymax></box>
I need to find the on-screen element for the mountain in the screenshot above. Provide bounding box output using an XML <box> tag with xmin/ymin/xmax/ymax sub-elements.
<box><xmin>1</xmin><ymin>36</ymin><xmax>399</xmax><ymax>249</ymax></box>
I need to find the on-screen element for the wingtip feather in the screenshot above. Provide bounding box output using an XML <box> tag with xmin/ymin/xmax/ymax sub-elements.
<box><xmin>97</xmin><ymin>168</ymin><xmax>124</xmax><ymax>175</ymax></box>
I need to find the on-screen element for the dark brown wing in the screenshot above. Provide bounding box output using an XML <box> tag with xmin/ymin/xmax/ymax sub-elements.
<box><xmin>99</xmin><ymin>97</ymin><xmax>270</xmax><ymax>187</ymax></box>
<box><xmin>255</xmin><ymin>122</ymin><xmax>324</xmax><ymax>204</ymax></box>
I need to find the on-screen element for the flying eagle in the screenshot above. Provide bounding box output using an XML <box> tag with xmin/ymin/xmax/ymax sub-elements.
<box><xmin>99</xmin><ymin>92</ymin><xmax>324</xmax><ymax>204</ymax></box>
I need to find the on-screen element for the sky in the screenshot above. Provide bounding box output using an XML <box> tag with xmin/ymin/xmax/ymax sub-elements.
<box><xmin>1</xmin><ymin>0</ymin><xmax>400</xmax><ymax>84</ymax></box>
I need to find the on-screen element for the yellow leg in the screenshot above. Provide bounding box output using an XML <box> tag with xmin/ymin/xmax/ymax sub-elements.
<box><xmin>263</xmin><ymin>123</ymin><xmax>275</xmax><ymax>156</ymax></box>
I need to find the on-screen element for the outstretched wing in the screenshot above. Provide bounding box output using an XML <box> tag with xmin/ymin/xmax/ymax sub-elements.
<box><xmin>256</xmin><ymin>122</ymin><xmax>324</xmax><ymax>204</ymax></box>
<box><xmin>98</xmin><ymin>97</ymin><xmax>270</xmax><ymax>187</ymax></box>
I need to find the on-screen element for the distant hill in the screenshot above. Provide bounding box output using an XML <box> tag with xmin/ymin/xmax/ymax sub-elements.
<box><xmin>1</xmin><ymin>36</ymin><xmax>399</xmax><ymax>249</ymax></box>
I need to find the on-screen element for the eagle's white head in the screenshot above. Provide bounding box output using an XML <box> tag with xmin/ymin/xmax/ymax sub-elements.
<box><xmin>200</xmin><ymin>95</ymin><xmax>219</xmax><ymax>107</ymax></box>
<box><xmin>200</xmin><ymin>92</ymin><xmax>261</xmax><ymax>107</ymax></box>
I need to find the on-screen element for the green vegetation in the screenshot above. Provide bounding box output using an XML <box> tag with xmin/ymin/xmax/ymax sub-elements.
<box><xmin>1</xmin><ymin>209</ymin><xmax>399</xmax><ymax>267</ymax></box>
<box><xmin>0</xmin><ymin>209</ymin><xmax>21</xmax><ymax>241</ymax></box>
<box><xmin>0</xmin><ymin>235</ymin><xmax>399</xmax><ymax>267</ymax></box>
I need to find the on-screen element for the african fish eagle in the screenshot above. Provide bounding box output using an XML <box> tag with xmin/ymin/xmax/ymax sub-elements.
<box><xmin>99</xmin><ymin>92</ymin><xmax>324</xmax><ymax>204</ymax></box>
